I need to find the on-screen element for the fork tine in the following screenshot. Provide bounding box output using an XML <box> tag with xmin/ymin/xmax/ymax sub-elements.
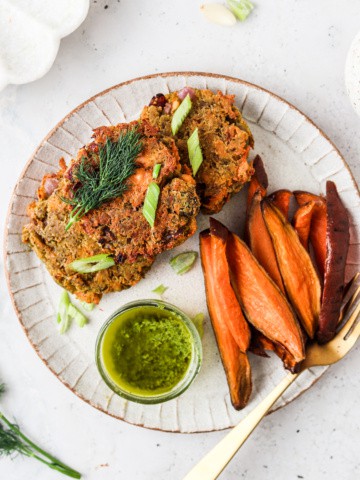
<box><xmin>344</xmin><ymin>303</ymin><xmax>360</xmax><ymax>340</ymax></box>
<box><xmin>343</xmin><ymin>272</ymin><xmax>359</xmax><ymax>298</ymax></box>
<box><xmin>338</xmin><ymin>301</ymin><xmax>360</xmax><ymax>342</ymax></box>
<box><xmin>339</xmin><ymin>284</ymin><xmax>360</xmax><ymax>324</ymax></box>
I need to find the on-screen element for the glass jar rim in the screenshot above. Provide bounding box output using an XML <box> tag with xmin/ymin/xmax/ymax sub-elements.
<box><xmin>95</xmin><ymin>299</ymin><xmax>202</xmax><ymax>405</ymax></box>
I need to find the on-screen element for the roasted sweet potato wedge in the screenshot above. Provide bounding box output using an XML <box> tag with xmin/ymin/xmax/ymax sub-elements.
<box><xmin>270</xmin><ymin>342</ymin><xmax>303</xmax><ymax>373</ymax></box>
<box><xmin>208</xmin><ymin>218</ymin><xmax>251</xmax><ymax>351</ymax></box>
<box><xmin>227</xmin><ymin>232</ymin><xmax>305</xmax><ymax>370</ymax></box>
<box><xmin>247</xmin><ymin>155</ymin><xmax>268</xmax><ymax>210</ymax></box>
<box><xmin>294</xmin><ymin>191</ymin><xmax>327</xmax><ymax>277</ymax></box>
<box><xmin>262</xmin><ymin>201</ymin><xmax>321</xmax><ymax>338</ymax></box>
<box><xmin>250</xmin><ymin>317</ymin><xmax>307</xmax><ymax>371</ymax></box>
<box><xmin>250</xmin><ymin>329</ymin><xmax>305</xmax><ymax>372</ymax></box>
<box><xmin>292</xmin><ymin>201</ymin><xmax>316</xmax><ymax>248</ymax></box>
<box><xmin>200</xmin><ymin>228</ymin><xmax>252</xmax><ymax>409</ymax></box>
<box><xmin>317</xmin><ymin>181</ymin><xmax>350</xmax><ymax>344</ymax></box>
<box><xmin>246</xmin><ymin>190</ymin><xmax>285</xmax><ymax>293</ymax></box>
<box><xmin>268</xmin><ymin>189</ymin><xmax>293</xmax><ymax>220</ymax></box>
<box><xmin>294</xmin><ymin>191</ymin><xmax>324</xmax><ymax>205</ymax></box>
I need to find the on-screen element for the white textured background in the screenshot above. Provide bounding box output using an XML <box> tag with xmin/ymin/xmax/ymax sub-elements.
<box><xmin>0</xmin><ymin>1</ymin><xmax>359</xmax><ymax>479</ymax></box>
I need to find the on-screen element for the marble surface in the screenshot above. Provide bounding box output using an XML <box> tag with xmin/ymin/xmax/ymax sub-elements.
<box><xmin>0</xmin><ymin>1</ymin><xmax>359</xmax><ymax>479</ymax></box>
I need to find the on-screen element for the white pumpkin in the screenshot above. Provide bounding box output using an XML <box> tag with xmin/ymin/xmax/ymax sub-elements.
<box><xmin>0</xmin><ymin>0</ymin><xmax>89</xmax><ymax>91</ymax></box>
<box><xmin>345</xmin><ymin>30</ymin><xmax>360</xmax><ymax>116</ymax></box>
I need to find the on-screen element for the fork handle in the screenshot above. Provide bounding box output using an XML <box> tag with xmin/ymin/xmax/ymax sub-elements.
<box><xmin>183</xmin><ymin>372</ymin><xmax>299</xmax><ymax>480</ymax></box>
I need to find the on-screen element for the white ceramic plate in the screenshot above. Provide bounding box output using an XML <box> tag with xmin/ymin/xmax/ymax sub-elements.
<box><xmin>5</xmin><ymin>73</ymin><xmax>360</xmax><ymax>433</ymax></box>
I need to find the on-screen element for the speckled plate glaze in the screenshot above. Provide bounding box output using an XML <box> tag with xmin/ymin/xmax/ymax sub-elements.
<box><xmin>5</xmin><ymin>73</ymin><xmax>360</xmax><ymax>433</ymax></box>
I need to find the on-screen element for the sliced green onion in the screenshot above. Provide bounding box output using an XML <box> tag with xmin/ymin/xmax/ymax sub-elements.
<box><xmin>152</xmin><ymin>284</ymin><xmax>168</xmax><ymax>296</ymax></box>
<box><xmin>171</xmin><ymin>94</ymin><xmax>192</xmax><ymax>135</ymax></box>
<box><xmin>187</xmin><ymin>128</ymin><xmax>203</xmax><ymax>176</ymax></box>
<box><xmin>143</xmin><ymin>182</ymin><xmax>160</xmax><ymax>228</ymax></box>
<box><xmin>192</xmin><ymin>313</ymin><xmax>205</xmax><ymax>338</ymax></box>
<box><xmin>57</xmin><ymin>290</ymin><xmax>89</xmax><ymax>333</ymax></box>
<box><xmin>69</xmin><ymin>254</ymin><xmax>115</xmax><ymax>273</ymax></box>
<box><xmin>170</xmin><ymin>251</ymin><xmax>198</xmax><ymax>275</ymax></box>
<box><xmin>226</xmin><ymin>0</ymin><xmax>254</xmax><ymax>21</ymax></box>
<box><xmin>81</xmin><ymin>301</ymin><xmax>95</xmax><ymax>311</ymax></box>
<box><xmin>57</xmin><ymin>290</ymin><xmax>71</xmax><ymax>334</ymax></box>
<box><xmin>152</xmin><ymin>163</ymin><xmax>161</xmax><ymax>179</ymax></box>
<box><xmin>68</xmin><ymin>304</ymin><xmax>88</xmax><ymax>327</ymax></box>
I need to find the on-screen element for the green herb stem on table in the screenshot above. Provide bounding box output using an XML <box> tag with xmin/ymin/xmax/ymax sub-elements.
<box><xmin>0</xmin><ymin>384</ymin><xmax>81</xmax><ymax>478</ymax></box>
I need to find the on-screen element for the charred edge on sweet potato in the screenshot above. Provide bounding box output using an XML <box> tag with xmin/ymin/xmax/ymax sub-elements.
<box><xmin>249</xmin><ymin>327</ymin><xmax>271</xmax><ymax>358</ymax></box>
<box><xmin>317</xmin><ymin>181</ymin><xmax>350</xmax><ymax>344</ymax></box>
<box><xmin>262</xmin><ymin>200</ymin><xmax>321</xmax><ymax>339</ymax></box>
<box><xmin>200</xmin><ymin>228</ymin><xmax>252</xmax><ymax>410</ymax></box>
<box><xmin>250</xmin><ymin>330</ymin><xmax>303</xmax><ymax>373</ymax></box>
<box><xmin>237</xmin><ymin>352</ymin><xmax>252</xmax><ymax>409</ymax></box>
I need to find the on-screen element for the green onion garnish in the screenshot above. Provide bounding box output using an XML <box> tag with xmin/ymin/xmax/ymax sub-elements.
<box><xmin>143</xmin><ymin>182</ymin><xmax>160</xmax><ymax>228</ymax></box>
<box><xmin>57</xmin><ymin>290</ymin><xmax>71</xmax><ymax>334</ymax></box>
<box><xmin>80</xmin><ymin>301</ymin><xmax>95</xmax><ymax>311</ymax></box>
<box><xmin>226</xmin><ymin>0</ymin><xmax>254</xmax><ymax>21</ymax></box>
<box><xmin>69</xmin><ymin>254</ymin><xmax>115</xmax><ymax>273</ymax></box>
<box><xmin>169</xmin><ymin>251</ymin><xmax>198</xmax><ymax>275</ymax></box>
<box><xmin>187</xmin><ymin>128</ymin><xmax>203</xmax><ymax>176</ymax></box>
<box><xmin>68</xmin><ymin>304</ymin><xmax>88</xmax><ymax>328</ymax></box>
<box><xmin>57</xmin><ymin>290</ymin><xmax>89</xmax><ymax>333</ymax></box>
<box><xmin>171</xmin><ymin>94</ymin><xmax>192</xmax><ymax>135</ymax></box>
<box><xmin>152</xmin><ymin>284</ymin><xmax>168</xmax><ymax>296</ymax></box>
<box><xmin>192</xmin><ymin>313</ymin><xmax>204</xmax><ymax>338</ymax></box>
<box><xmin>152</xmin><ymin>164</ymin><xmax>161</xmax><ymax>179</ymax></box>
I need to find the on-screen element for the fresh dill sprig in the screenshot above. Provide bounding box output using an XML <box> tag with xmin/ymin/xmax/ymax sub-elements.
<box><xmin>63</xmin><ymin>126</ymin><xmax>143</xmax><ymax>230</ymax></box>
<box><xmin>0</xmin><ymin>382</ymin><xmax>81</xmax><ymax>478</ymax></box>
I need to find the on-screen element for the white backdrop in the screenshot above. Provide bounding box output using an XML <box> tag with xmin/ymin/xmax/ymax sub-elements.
<box><xmin>0</xmin><ymin>1</ymin><xmax>359</xmax><ymax>479</ymax></box>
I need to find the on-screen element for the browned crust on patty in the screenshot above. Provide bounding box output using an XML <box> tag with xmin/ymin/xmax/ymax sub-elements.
<box><xmin>22</xmin><ymin>123</ymin><xmax>200</xmax><ymax>303</ymax></box>
<box><xmin>141</xmin><ymin>89</ymin><xmax>254</xmax><ymax>214</ymax></box>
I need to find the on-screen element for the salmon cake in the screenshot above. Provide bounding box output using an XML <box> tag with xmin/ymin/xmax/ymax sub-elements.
<box><xmin>22</xmin><ymin>123</ymin><xmax>200</xmax><ymax>304</ymax></box>
<box><xmin>140</xmin><ymin>88</ymin><xmax>254</xmax><ymax>214</ymax></box>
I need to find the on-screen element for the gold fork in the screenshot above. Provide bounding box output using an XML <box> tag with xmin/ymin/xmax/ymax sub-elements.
<box><xmin>183</xmin><ymin>286</ymin><xmax>360</xmax><ymax>480</ymax></box>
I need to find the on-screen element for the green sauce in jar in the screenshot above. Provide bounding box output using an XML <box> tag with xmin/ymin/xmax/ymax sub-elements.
<box><xmin>100</xmin><ymin>305</ymin><xmax>194</xmax><ymax>396</ymax></box>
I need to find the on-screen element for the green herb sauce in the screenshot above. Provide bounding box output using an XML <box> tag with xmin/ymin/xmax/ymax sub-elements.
<box><xmin>101</xmin><ymin>306</ymin><xmax>193</xmax><ymax>396</ymax></box>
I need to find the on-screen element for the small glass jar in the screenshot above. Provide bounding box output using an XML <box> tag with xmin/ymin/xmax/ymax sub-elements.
<box><xmin>95</xmin><ymin>299</ymin><xmax>202</xmax><ymax>404</ymax></box>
